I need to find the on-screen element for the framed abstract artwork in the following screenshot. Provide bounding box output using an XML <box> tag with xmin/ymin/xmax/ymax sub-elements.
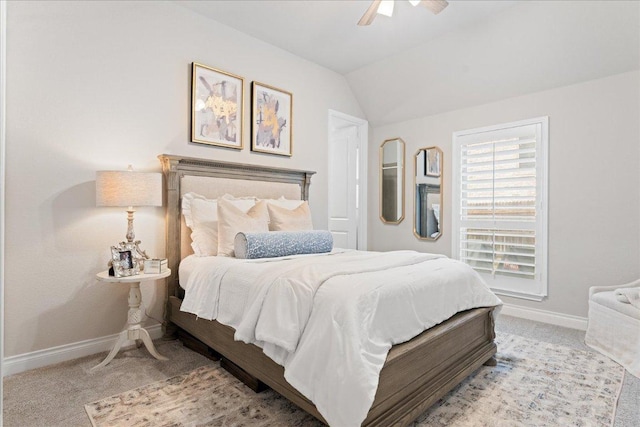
<box><xmin>251</xmin><ymin>81</ymin><xmax>292</xmax><ymax>156</ymax></box>
<box><xmin>191</xmin><ymin>62</ymin><xmax>244</xmax><ymax>149</ymax></box>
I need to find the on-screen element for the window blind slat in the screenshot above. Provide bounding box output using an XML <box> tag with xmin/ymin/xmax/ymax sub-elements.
<box><xmin>462</xmin><ymin>167</ymin><xmax>536</xmax><ymax>178</ymax></box>
<box><xmin>462</xmin><ymin>159</ymin><xmax>535</xmax><ymax>171</ymax></box>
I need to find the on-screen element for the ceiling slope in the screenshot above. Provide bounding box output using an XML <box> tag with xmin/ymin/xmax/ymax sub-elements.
<box><xmin>346</xmin><ymin>0</ymin><xmax>640</xmax><ymax>126</ymax></box>
<box><xmin>176</xmin><ymin>0</ymin><xmax>517</xmax><ymax>75</ymax></box>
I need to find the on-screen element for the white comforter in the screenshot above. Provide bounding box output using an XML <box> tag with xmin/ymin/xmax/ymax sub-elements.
<box><xmin>180</xmin><ymin>250</ymin><xmax>502</xmax><ymax>426</ymax></box>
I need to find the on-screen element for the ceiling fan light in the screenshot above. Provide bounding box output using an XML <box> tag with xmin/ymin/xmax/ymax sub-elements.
<box><xmin>408</xmin><ymin>0</ymin><xmax>421</xmax><ymax>6</ymax></box>
<box><xmin>377</xmin><ymin>0</ymin><xmax>394</xmax><ymax>17</ymax></box>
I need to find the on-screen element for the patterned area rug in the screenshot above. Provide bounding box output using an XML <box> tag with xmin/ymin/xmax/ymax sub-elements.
<box><xmin>85</xmin><ymin>333</ymin><xmax>624</xmax><ymax>427</ymax></box>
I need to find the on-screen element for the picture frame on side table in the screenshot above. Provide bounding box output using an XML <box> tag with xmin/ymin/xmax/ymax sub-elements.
<box><xmin>110</xmin><ymin>244</ymin><xmax>142</xmax><ymax>277</ymax></box>
<box><xmin>191</xmin><ymin>62</ymin><xmax>244</xmax><ymax>149</ymax></box>
<box><xmin>251</xmin><ymin>81</ymin><xmax>292</xmax><ymax>156</ymax></box>
<box><xmin>119</xmin><ymin>250</ymin><xmax>133</xmax><ymax>269</ymax></box>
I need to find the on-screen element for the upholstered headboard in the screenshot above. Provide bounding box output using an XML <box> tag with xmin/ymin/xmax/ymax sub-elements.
<box><xmin>158</xmin><ymin>154</ymin><xmax>315</xmax><ymax>301</ymax></box>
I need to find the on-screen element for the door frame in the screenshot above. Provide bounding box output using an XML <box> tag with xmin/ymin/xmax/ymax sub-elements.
<box><xmin>1</xmin><ymin>0</ymin><xmax>7</xmax><ymax>417</ymax></box>
<box><xmin>328</xmin><ymin>110</ymin><xmax>368</xmax><ymax>250</ymax></box>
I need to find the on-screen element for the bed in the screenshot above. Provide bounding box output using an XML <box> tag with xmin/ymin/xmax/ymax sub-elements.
<box><xmin>158</xmin><ymin>154</ymin><xmax>500</xmax><ymax>426</ymax></box>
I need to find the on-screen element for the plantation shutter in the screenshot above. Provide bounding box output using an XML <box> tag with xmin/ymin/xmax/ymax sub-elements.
<box><xmin>453</xmin><ymin>118</ymin><xmax>548</xmax><ymax>300</ymax></box>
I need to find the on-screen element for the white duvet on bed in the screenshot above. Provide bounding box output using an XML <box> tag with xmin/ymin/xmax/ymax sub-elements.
<box><xmin>179</xmin><ymin>250</ymin><xmax>344</xmax><ymax>330</ymax></box>
<box><xmin>180</xmin><ymin>250</ymin><xmax>502</xmax><ymax>427</ymax></box>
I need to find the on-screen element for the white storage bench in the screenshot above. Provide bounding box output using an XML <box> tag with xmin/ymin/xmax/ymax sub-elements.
<box><xmin>585</xmin><ymin>279</ymin><xmax>640</xmax><ymax>378</ymax></box>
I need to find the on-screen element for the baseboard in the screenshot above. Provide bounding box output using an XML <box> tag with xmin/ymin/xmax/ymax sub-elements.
<box><xmin>2</xmin><ymin>323</ymin><xmax>163</xmax><ymax>377</ymax></box>
<box><xmin>500</xmin><ymin>303</ymin><xmax>588</xmax><ymax>331</ymax></box>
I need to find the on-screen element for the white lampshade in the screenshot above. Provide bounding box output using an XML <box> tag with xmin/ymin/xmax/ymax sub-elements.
<box><xmin>96</xmin><ymin>170</ymin><xmax>162</xmax><ymax>207</ymax></box>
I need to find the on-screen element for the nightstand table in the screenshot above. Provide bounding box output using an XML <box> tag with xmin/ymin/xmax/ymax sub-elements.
<box><xmin>91</xmin><ymin>269</ymin><xmax>171</xmax><ymax>370</ymax></box>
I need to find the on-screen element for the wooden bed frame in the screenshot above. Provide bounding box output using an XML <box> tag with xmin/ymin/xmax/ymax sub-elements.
<box><xmin>159</xmin><ymin>154</ymin><xmax>497</xmax><ymax>426</ymax></box>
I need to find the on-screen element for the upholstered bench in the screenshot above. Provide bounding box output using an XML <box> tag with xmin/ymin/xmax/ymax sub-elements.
<box><xmin>585</xmin><ymin>279</ymin><xmax>640</xmax><ymax>378</ymax></box>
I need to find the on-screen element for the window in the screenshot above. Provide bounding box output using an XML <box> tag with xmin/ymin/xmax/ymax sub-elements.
<box><xmin>452</xmin><ymin>117</ymin><xmax>548</xmax><ymax>300</ymax></box>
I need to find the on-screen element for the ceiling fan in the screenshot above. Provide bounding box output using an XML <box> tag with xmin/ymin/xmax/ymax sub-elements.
<box><xmin>358</xmin><ymin>0</ymin><xmax>449</xmax><ymax>26</ymax></box>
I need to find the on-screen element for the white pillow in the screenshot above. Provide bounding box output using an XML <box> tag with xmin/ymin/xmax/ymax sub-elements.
<box><xmin>217</xmin><ymin>198</ymin><xmax>269</xmax><ymax>257</ymax></box>
<box><xmin>267</xmin><ymin>201</ymin><xmax>313</xmax><ymax>231</ymax></box>
<box><xmin>220</xmin><ymin>194</ymin><xmax>256</xmax><ymax>211</ymax></box>
<box><xmin>262</xmin><ymin>196</ymin><xmax>304</xmax><ymax>210</ymax></box>
<box><xmin>182</xmin><ymin>193</ymin><xmax>256</xmax><ymax>256</ymax></box>
<box><xmin>182</xmin><ymin>193</ymin><xmax>218</xmax><ymax>256</ymax></box>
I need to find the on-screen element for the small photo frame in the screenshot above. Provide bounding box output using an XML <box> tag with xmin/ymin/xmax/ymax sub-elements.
<box><xmin>191</xmin><ymin>62</ymin><xmax>244</xmax><ymax>149</ymax></box>
<box><xmin>425</xmin><ymin>149</ymin><xmax>441</xmax><ymax>177</ymax></box>
<box><xmin>119</xmin><ymin>250</ymin><xmax>133</xmax><ymax>269</ymax></box>
<box><xmin>251</xmin><ymin>81</ymin><xmax>292</xmax><ymax>156</ymax></box>
<box><xmin>110</xmin><ymin>244</ymin><xmax>141</xmax><ymax>277</ymax></box>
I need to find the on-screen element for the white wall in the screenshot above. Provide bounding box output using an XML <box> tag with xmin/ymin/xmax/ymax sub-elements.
<box><xmin>4</xmin><ymin>1</ymin><xmax>363</xmax><ymax>358</ymax></box>
<box><xmin>369</xmin><ymin>71</ymin><xmax>640</xmax><ymax>318</ymax></box>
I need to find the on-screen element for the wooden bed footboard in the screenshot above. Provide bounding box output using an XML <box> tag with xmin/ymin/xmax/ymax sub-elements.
<box><xmin>366</xmin><ymin>306</ymin><xmax>496</xmax><ymax>426</ymax></box>
<box><xmin>169</xmin><ymin>296</ymin><xmax>496</xmax><ymax>427</ymax></box>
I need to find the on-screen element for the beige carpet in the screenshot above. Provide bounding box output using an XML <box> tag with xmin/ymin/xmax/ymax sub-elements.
<box><xmin>85</xmin><ymin>333</ymin><xmax>624</xmax><ymax>427</ymax></box>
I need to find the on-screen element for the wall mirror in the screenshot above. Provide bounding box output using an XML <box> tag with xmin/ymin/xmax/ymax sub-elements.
<box><xmin>380</xmin><ymin>138</ymin><xmax>405</xmax><ymax>224</ymax></box>
<box><xmin>414</xmin><ymin>147</ymin><xmax>443</xmax><ymax>240</ymax></box>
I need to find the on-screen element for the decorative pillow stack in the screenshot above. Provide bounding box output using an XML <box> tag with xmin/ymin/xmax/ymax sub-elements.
<box><xmin>182</xmin><ymin>193</ymin><xmax>314</xmax><ymax>257</ymax></box>
<box><xmin>182</xmin><ymin>193</ymin><xmax>257</xmax><ymax>257</ymax></box>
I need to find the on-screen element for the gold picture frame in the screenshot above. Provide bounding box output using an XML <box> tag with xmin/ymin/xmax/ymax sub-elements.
<box><xmin>251</xmin><ymin>81</ymin><xmax>293</xmax><ymax>156</ymax></box>
<box><xmin>191</xmin><ymin>62</ymin><xmax>244</xmax><ymax>149</ymax></box>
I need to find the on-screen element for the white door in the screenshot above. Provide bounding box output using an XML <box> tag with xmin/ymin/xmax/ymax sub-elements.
<box><xmin>327</xmin><ymin>110</ymin><xmax>368</xmax><ymax>250</ymax></box>
<box><xmin>328</xmin><ymin>125</ymin><xmax>358</xmax><ymax>249</ymax></box>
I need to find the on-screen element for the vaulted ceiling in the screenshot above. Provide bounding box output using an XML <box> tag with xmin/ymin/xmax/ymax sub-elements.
<box><xmin>178</xmin><ymin>1</ymin><xmax>639</xmax><ymax>126</ymax></box>
<box><xmin>177</xmin><ymin>0</ymin><xmax>518</xmax><ymax>74</ymax></box>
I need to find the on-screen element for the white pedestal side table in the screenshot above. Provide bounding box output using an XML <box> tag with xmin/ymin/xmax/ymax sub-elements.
<box><xmin>92</xmin><ymin>269</ymin><xmax>171</xmax><ymax>370</ymax></box>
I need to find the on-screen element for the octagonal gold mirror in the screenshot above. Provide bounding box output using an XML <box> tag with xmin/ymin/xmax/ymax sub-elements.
<box><xmin>414</xmin><ymin>147</ymin><xmax>442</xmax><ymax>240</ymax></box>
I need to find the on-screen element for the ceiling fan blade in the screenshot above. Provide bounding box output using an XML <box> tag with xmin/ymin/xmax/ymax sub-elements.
<box><xmin>421</xmin><ymin>0</ymin><xmax>448</xmax><ymax>15</ymax></box>
<box><xmin>358</xmin><ymin>0</ymin><xmax>383</xmax><ymax>26</ymax></box>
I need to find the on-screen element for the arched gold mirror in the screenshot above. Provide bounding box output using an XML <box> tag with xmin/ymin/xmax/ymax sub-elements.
<box><xmin>414</xmin><ymin>147</ymin><xmax>443</xmax><ymax>240</ymax></box>
<box><xmin>380</xmin><ymin>138</ymin><xmax>405</xmax><ymax>224</ymax></box>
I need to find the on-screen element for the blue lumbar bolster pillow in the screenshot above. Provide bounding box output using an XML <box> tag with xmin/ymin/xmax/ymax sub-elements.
<box><xmin>234</xmin><ymin>230</ymin><xmax>333</xmax><ymax>259</ymax></box>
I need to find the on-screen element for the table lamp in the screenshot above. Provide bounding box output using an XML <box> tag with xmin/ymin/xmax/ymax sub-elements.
<box><xmin>96</xmin><ymin>165</ymin><xmax>162</xmax><ymax>249</ymax></box>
